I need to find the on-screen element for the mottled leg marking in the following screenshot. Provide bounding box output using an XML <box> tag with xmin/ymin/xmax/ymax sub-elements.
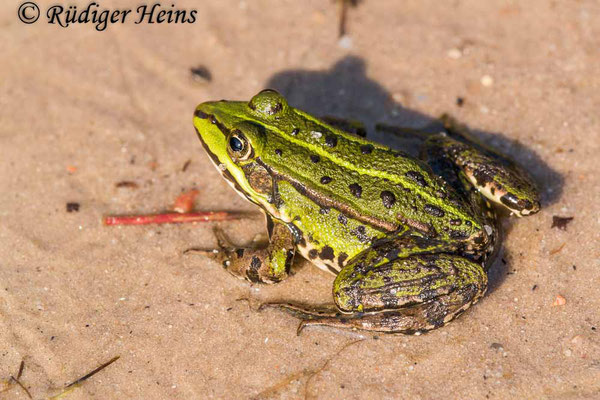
<box><xmin>188</xmin><ymin>221</ymin><xmax>295</xmax><ymax>284</ymax></box>
<box><xmin>423</xmin><ymin>115</ymin><xmax>541</xmax><ymax>217</ymax></box>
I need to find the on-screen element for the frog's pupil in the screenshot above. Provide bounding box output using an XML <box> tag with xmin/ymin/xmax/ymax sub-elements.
<box><xmin>230</xmin><ymin>136</ymin><xmax>243</xmax><ymax>152</ymax></box>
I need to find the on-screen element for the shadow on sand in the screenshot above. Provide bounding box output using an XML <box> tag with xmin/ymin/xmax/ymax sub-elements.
<box><xmin>266</xmin><ymin>56</ymin><xmax>563</xmax><ymax>293</ymax></box>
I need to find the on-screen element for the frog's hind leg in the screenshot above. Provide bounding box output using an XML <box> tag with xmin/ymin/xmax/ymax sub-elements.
<box><xmin>186</xmin><ymin>216</ymin><xmax>296</xmax><ymax>284</ymax></box>
<box><xmin>263</xmin><ymin>236</ymin><xmax>488</xmax><ymax>334</ymax></box>
<box><xmin>422</xmin><ymin>116</ymin><xmax>541</xmax><ymax>217</ymax></box>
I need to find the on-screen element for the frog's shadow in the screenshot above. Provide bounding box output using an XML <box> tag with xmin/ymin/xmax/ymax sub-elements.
<box><xmin>266</xmin><ymin>56</ymin><xmax>562</xmax><ymax>294</ymax></box>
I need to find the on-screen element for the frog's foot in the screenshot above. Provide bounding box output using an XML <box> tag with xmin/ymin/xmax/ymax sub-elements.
<box><xmin>424</xmin><ymin>115</ymin><xmax>541</xmax><ymax>217</ymax></box>
<box><xmin>259</xmin><ymin>301</ymin><xmax>473</xmax><ymax>336</ymax></box>
<box><xmin>258</xmin><ymin>302</ymin><xmax>347</xmax><ymax>335</ymax></box>
<box><xmin>185</xmin><ymin>223</ymin><xmax>296</xmax><ymax>284</ymax></box>
<box><xmin>292</xmin><ymin>300</ymin><xmax>477</xmax><ymax>335</ymax></box>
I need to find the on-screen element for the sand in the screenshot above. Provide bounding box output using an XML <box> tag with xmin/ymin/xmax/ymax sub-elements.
<box><xmin>1</xmin><ymin>0</ymin><xmax>599</xmax><ymax>398</ymax></box>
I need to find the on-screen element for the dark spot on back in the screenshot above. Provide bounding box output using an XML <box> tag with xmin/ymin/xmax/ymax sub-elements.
<box><xmin>274</xmin><ymin>148</ymin><xmax>282</xmax><ymax>156</ymax></box>
<box><xmin>320</xmin><ymin>176</ymin><xmax>333</xmax><ymax>184</ymax></box>
<box><xmin>351</xmin><ymin>225</ymin><xmax>370</xmax><ymax>242</ymax></box>
<box><xmin>320</xmin><ymin>246</ymin><xmax>335</xmax><ymax>260</ymax></box>
<box><xmin>405</xmin><ymin>170</ymin><xmax>428</xmax><ymax>187</ymax></box>
<box><xmin>235</xmin><ymin>249</ymin><xmax>245</xmax><ymax>258</ymax></box>
<box><xmin>310</xmin><ymin>154</ymin><xmax>320</xmax><ymax>163</ymax></box>
<box><xmin>349</xmin><ymin>183</ymin><xmax>363</xmax><ymax>198</ymax></box>
<box><xmin>360</xmin><ymin>144</ymin><xmax>374</xmax><ymax>154</ymax></box>
<box><xmin>380</xmin><ymin>191</ymin><xmax>396</xmax><ymax>208</ymax></box>
<box><xmin>338</xmin><ymin>214</ymin><xmax>348</xmax><ymax>226</ymax></box>
<box><xmin>319</xmin><ymin>207</ymin><xmax>330</xmax><ymax>215</ymax></box>
<box><xmin>424</xmin><ymin>204</ymin><xmax>445</xmax><ymax>217</ymax></box>
<box><xmin>325</xmin><ymin>135</ymin><xmax>338</xmax><ymax>148</ymax></box>
<box><xmin>308</xmin><ymin>249</ymin><xmax>318</xmax><ymax>259</ymax></box>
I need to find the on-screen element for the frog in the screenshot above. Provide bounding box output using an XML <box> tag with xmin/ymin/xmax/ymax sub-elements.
<box><xmin>192</xmin><ymin>89</ymin><xmax>540</xmax><ymax>334</ymax></box>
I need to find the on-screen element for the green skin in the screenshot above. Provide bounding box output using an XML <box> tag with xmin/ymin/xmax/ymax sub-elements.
<box><xmin>193</xmin><ymin>89</ymin><xmax>541</xmax><ymax>334</ymax></box>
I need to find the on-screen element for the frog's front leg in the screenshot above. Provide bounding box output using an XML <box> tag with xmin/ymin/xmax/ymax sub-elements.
<box><xmin>197</xmin><ymin>216</ymin><xmax>296</xmax><ymax>284</ymax></box>
<box><xmin>264</xmin><ymin>236</ymin><xmax>487</xmax><ymax>334</ymax></box>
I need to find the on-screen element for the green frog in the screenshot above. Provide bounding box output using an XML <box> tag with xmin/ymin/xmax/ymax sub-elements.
<box><xmin>192</xmin><ymin>89</ymin><xmax>540</xmax><ymax>334</ymax></box>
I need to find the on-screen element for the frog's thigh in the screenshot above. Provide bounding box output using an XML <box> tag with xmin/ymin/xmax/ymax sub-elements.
<box><xmin>216</xmin><ymin>220</ymin><xmax>295</xmax><ymax>284</ymax></box>
<box><xmin>330</xmin><ymin>253</ymin><xmax>487</xmax><ymax>333</ymax></box>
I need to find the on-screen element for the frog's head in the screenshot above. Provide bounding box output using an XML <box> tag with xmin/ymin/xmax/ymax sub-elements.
<box><xmin>193</xmin><ymin>89</ymin><xmax>289</xmax><ymax>211</ymax></box>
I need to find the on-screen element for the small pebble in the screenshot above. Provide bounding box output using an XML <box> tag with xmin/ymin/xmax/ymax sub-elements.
<box><xmin>190</xmin><ymin>65</ymin><xmax>212</xmax><ymax>83</ymax></box>
<box><xmin>553</xmin><ymin>294</ymin><xmax>567</xmax><ymax>306</ymax></box>
<box><xmin>66</xmin><ymin>202</ymin><xmax>80</xmax><ymax>212</ymax></box>
<box><xmin>564</xmin><ymin>348</ymin><xmax>572</xmax><ymax>357</ymax></box>
<box><xmin>447</xmin><ymin>48</ymin><xmax>462</xmax><ymax>59</ymax></box>
<box><xmin>338</xmin><ymin>35</ymin><xmax>353</xmax><ymax>49</ymax></box>
<box><xmin>490</xmin><ymin>343</ymin><xmax>504</xmax><ymax>352</ymax></box>
<box><xmin>481</xmin><ymin>75</ymin><xmax>494</xmax><ymax>87</ymax></box>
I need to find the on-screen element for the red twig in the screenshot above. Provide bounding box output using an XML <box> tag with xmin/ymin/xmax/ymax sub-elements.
<box><xmin>103</xmin><ymin>211</ymin><xmax>243</xmax><ymax>226</ymax></box>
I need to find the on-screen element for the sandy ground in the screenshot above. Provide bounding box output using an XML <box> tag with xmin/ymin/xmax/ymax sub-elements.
<box><xmin>1</xmin><ymin>0</ymin><xmax>599</xmax><ymax>398</ymax></box>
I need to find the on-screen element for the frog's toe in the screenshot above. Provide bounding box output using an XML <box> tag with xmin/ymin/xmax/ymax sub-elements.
<box><xmin>496</xmin><ymin>190</ymin><xmax>541</xmax><ymax>217</ymax></box>
<box><xmin>260</xmin><ymin>302</ymin><xmax>349</xmax><ymax>334</ymax></box>
<box><xmin>183</xmin><ymin>247</ymin><xmax>224</xmax><ymax>258</ymax></box>
<box><xmin>259</xmin><ymin>302</ymin><xmax>358</xmax><ymax>335</ymax></box>
<box><xmin>296</xmin><ymin>317</ymin><xmax>356</xmax><ymax>336</ymax></box>
<box><xmin>462</xmin><ymin>165</ymin><xmax>541</xmax><ymax>217</ymax></box>
<box><xmin>258</xmin><ymin>302</ymin><xmax>339</xmax><ymax>318</ymax></box>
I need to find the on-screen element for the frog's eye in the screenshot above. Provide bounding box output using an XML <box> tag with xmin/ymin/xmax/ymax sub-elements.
<box><xmin>229</xmin><ymin>136</ymin><xmax>243</xmax><ymax>152</ymax></box>
<box><xmin>248</xmin><ymin>89</ymin><xmax>288</xmax><ymax>117</ymax></box>
<box><xmin>227</xmin><ymin>130</ymin><xmax>252</xmax><ymax>161</ymax></box>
